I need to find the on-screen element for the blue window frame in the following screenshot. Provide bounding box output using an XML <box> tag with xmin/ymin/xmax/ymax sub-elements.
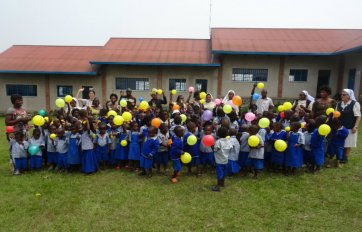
<box><xmin>6</xmin><ymin>84</ymin><xmax>37</xmax><ymax>96</ymax></box>
<box><xmin>116</xmin><ymin>78</ymin><xmax>149</xmax><ymax>91</ymax></box>
<box><xmin>57</xmin><ymin>85</ymin><xmax>73</xmax><ymax>97</ymax></box>
<box><xmin>232</xmin><ymin>68</ymin><xmax>268</xmax><ymax>82</ymax></box>
<box><xmin>289</xmin><ymin>69</ymin><xmax>308</xmax><ymax>82</ymax></box>
<box><xmin>169</xmin><ymin>79</ymin><xmax>186</xmax><ymax>91</ymax></box>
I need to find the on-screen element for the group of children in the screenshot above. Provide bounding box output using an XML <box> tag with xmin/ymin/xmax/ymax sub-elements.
<box><xmin>5</xmin><ymin>90</ymin><xmax>350</xmax><ymax>192</ymax></box>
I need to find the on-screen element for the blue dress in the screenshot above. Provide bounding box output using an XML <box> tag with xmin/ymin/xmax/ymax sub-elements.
<box><xmin>128</xmin><ymin>132</ymin><xmax>141</xmax><ymax>161</ymax></box>
<box><xmin>67</xmin><ymin>136</ymin><xmax>81</xmax><ymax>165</ymax></box>
<box><xmin>115</xmin><ymin>133</ymin><xmax>129</xmax><ymax>161</ymax></box>
<box><xmin>285</xmin><ymin>132</ymin><xmax>303</xmax><ymax>168</ymax></box>
<box><xmin>183</xmin><ymin>133</ymin><xmax>200</xmax><ymax>166</ymax></box>
<box><xmin>311</xmin><ymin>129</ymin><xmax>325</xmax><ymax>166</ymax></box>
<box><xmin>270</xmin><ymin>131</ymin><xmax>287</xmax><ymax>165</ymax></box>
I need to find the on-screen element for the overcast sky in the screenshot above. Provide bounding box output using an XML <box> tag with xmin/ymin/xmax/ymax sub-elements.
<box><xmin>1</xmin><ymin>0</ymin><xmax>362</xmax><ymax>52</ymax></box>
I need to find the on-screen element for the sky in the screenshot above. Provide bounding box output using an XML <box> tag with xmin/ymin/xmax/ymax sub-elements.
<box><xmin>1</xmin><ymin>0</ymin><xmax>362</xmax><ymax>52</ymax></box>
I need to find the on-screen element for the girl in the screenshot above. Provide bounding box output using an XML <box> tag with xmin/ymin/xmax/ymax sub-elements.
<box><xmin>311</xmin><ymin>116</ymin><xmax>327</xmax><ymax>173</ymax></box>
<box><xmin>156</xmin><ymin>123</ymin><xmax>170</xmax><ymax>173</ymax></box>
<box><xmin>54</xmin><ymin>128</ymin><xmax>69</xmax><ymax>172</ymax></box>
<box><xmin>46</xmin><ymin>125</ymin><xmax>58</xmax><ymax>170</ymax></box>
<box><xmin>285</xmin><ymin>122</ymin><xmax>305</xmax><ymax>175</ymax></box>
<box><xmin>128</xmin><ymin>121</ymin><xmax>142</xmax><ymax>171</ymax></box>
<box><xmin>303</xmin><ymin>120</ymin><xmax>315</xmax><ymax>171</ymax></box>
<box><xmin>248</xmin><ymin>125</ymin><xmax>264</xmax><ymax>179</ymax></box>
<box><xmin>239</xmin><ymin>125</ymin><xmax>250</xmax><ymax>175</ymax></box>
<box><xmin>327</xmin><ymin>118</ymin><xmax>349</xmax><ymax>168</ymax></box>
<box><xmin>108</xmin><ymin>123</ymin><xmax>120</xmax><ymax>167</ymax></box>
<box><xmin>170</xmin><ymin>126</ymin><xmax>184</xmax><ymax>183</ymax></box>
<box><xmin>199</xmin><ymin>124</ymin><xmax>215</xmax><ymax>173</ymax></box>
<box><xmin>140</xmin><ymin>127</ymin><xmax>159</xmax><ymax>177</ymax></box>
<box><xmin>212</xmin><ymin>127</ymin><xmax>233</xmax><ymax>192</ymax></box>
<box><xmin>270</xmin><ymin>122</ymin><xmax>287</xmax><ymax>172</ymax></box>
<box><xmin>94</xmin><ymin>123</ymin><xmax>111</xmax><ymax>169</ymax></box>
<box><xmin>29</xmin><ymin>128</ymin><xmax>45</xmax><ymax>170</ymax></box>
<box><xmin>9</xmin><ymin>131</ymin><xmax>29</xmax><ymax>175</ymax></box>
<box><xmin>67</xmin><ymin>124</ymin><xmax>81</xmax><ymax>171</ymax></box>
<box><xmin>79</xmin><ymin>111</ymin><xmax>98</xmax><ymax>174</ymax></box>
<box><xmin>183</xmin><ymin>121</ymin><xmax>201</xmax><ymax>176</ymax></box>
<box><xmin>115</xmin><ymin>125</ymin><xmax>129</xmax><ymax>170</ymax></box>
<box><xmin>227</xmin><ymin>128</ymin><xmax>240</xmax><ymax>175</ymax></box>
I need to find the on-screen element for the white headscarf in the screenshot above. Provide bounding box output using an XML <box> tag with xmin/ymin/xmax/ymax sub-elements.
<box><xmin>302</xmin><ymin>90</ymin><xmax>315</xmax><ymax>102</ymax></box>
<box><xmin>222</xmin><ymin>90</ymin><xmax>235</xmax><ymax>104</ymax></box>
<box><xmin>343</xmin><ymin>89</ymin><xmax>356</xmax><ymax>101</ymax></box>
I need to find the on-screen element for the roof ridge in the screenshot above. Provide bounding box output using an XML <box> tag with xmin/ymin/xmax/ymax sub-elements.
<box><xmin>211</xmin><ymin>27</ymin><xmax>362</xmax><ymax>30</ymax></box>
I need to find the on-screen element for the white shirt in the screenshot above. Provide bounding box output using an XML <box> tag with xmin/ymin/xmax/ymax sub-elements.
<box><xmin>214</xmin><ymin>138</ymin><xmax>233</xmax><ymax>164</ymax></box>
<box><xmin>338</xmin><ymin>100</ymin><xmax>361</xmax><ymax>117</ymax></box>
<box><xmin>256</xmin><ymin>97</ymin><xmax>274</xmax><ymax>115</ymax></box>
<box><xmin>228</xmin><ymin>137</ymin><xmax>240</xmax><ymax>161</ymax></box>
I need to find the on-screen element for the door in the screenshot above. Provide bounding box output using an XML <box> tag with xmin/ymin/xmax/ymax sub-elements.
<box><xmin>348</xmin><ymin>69</ymin><xmax>356</xmax><ymax>91</ymax></box>
<box><xmin>82</xmin><ymin>86</ymin><xmax>93</xmax><ymax>99</ymax></box>
<box><xmin>195</xmin><ymin>79</ymin><xmax>208</xmax><ymax>92</ymax></box>
<box><xmin>316</xmin><ymin>70</ymin><xmax>330</xmax><ymax>98</ymax></box>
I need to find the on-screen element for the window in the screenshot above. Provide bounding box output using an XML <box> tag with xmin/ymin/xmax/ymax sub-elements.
<box><xmin>169</xmin><ymin>79</ymin><xmax>186</xmax><ymax>91</ymax></box>
<box><xmin>195</xmin><ymin>79</ymin><xmax>208</xmax><ymax>92</ymax></box>
<box><xmin>232</xmin><ymin>68</ymin><xmax>268</xmax><ymax>82</ymax></box>
<box><xmin>6</xmin><ymin>84</ymin><xmax>37</xmax><ymax>96</ymax></box>
<box><xmin>57</xmin><ymin>85</ymin><xmax>73</xmax><ymax>97</ymax></box>
<box><xmin>116</xmin><ymin>78</ymin><xmax>149</xmax><ymax>91</ymax></box>
<box><xmin>289</xmin><ymin>69</ymin><xmax>308</xmax><ymax>82</ymax></box>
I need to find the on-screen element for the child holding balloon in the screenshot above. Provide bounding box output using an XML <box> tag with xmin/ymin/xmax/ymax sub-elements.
<box><xmin>200</xmin><ymin>124</ymin><xmax>215</xmax><ymax>173</ymax></box>
<box><xmin>227</xmin><ymin>128</ymin><xmax>241</xmax><ymax>175</ymax></box>
<box><xmin>29</xmin><ymin>128</ymin><xmax>45</xmax><ymax>170</ymax></box>
<box><xmin>270</xmin><ymin>122</ymin><xmax>287</xmax><ymax>172</ymax></box>
<box><xmin>170</xmin><ymin>126</ymin><xmax>185</xmax><ymax>183</ymax></box>
<box><xmin>9</xmin><ymin>131</ymin><xmax>29</xmax><ymax>175</ymax></box>
<box><xmin>79</xmin><ymin>113</ymin><xmax>98</xmax><ymax>174</ymax></box>
<box><xmin>248</xmin><ymin>125</ymin><xmax>265</xmax><ymax>179</ymax></box>
<box><xmin>128</xmin><ymin>121</ymin><xmax>142</xmax><ymax>171</ymax></box>
<box><xmin>67</xmin><ymin>124</ymin><xmax>81</xmax><ymax>171</ymax></box>
<box><xmin>285</xmin><ymin>122</ymin><xmax>305</xmax><ymax>175</ymax></box>
<box><xmin>54</xmin><ymin>128</ymin><xmax>69</xmax><ymax>172</ymax></box>
<box><xmin>156</xmin><ymin>123</ymin><xmax>170</xmax><ymax>173</ymax></box>
<box><xmin>183</xmin><ymin>121</ymin><xmax>201</xmax><ymax>176</ymax></box>
<box><xmin>46</xmin><ymin>125</ymin><xmax>58</xmax><ymax>170</ymax></box>
<box><xmin>139</xmin><ymin>127</ymin><xmax>159</xmax><ymax>177</ymax></box>
<box><xmin>239</xmin><ymin>125</ymin><xmax>251</xmax><ymax>175</ymax></box>
<box><xmin>94</xmin><ymin>123</ymin><xmax>111</xmax><ymax>169</ymax></box>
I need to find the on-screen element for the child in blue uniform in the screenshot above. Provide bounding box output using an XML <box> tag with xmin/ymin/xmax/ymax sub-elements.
<box><xmin>46</xmin><ymin>125</ymin><xmax>58</xmax><ymax>170</ymax></box>
<box><xmin>227</xmin><ymin>128</ymin><xmax>240</xmax><ymax>175</ymax></box>
<box><xmin>285</xmin><ymin>122</ymin><xmax>305</xmax><ymax>175</ymax></box>
<box><xmin>183</xmin><ymin>121</ymin><xmax>201</xmax><ymax>176</ymax></box>
<box><xmin>67</xmin><ymin>124</ymin><xmax>81</xmax><ymax>171</ymax></box>
<box><xmin>115</xmin><ymin>126</ymin><xmax>129</xmax><ymax>170</ymax></box>
<box><xmin>156</xmin><ymin>123</ymin><xmax>170</xmax><ymax>173</ymax></box>
<box><xmin>79</xmin><ymin>114</ymin><xmax>98</xmax><ymax>174</ymax></box>
<box><xmin>327</xmin><ymin>118</ymin><xmax>349</xmax><ymax>168</ymax></box>
<box><xmin>248</xmin><ymin>125</ymin><xmax>264</xmax><ymax>179</ymax></box>
<box><xmin>29</xmin><ymin>128</ymin><xmax>45</xmax><ymax>170</ymax></box>
<box><xmin>199</xmin><ymin>124</ymin><xmax>215</xmax><ymax>173</ymax></box>
<box><xmin>239</xmin><ymin>125</ymin><xmax>250</xmax><ymax>175</ymax></box>
<box><xmin>94</xmin><ymin>123</ymin><xmax>111</xmax><ymax>169</ymax></box>
<box><xmin>140</xmin><ymin>126</ymin><xmax>160</xmax><ymax>177</ymax></box>
<box><xmin>170</xmin><ymin>126</ymin><xmax>184</xmax><ymax>183</ymax></box>
<box><xmin>311</xmin><ymin>116</ymin><xmax>327</xmax><ymax>173</ymax></box>
<box><xmin>303</xmin><ymin>120</ymin><xmax>315</xmax><ymax>171</ymax></box>
<box><xmin>108</xmin><ymin>124</ymin><xmax>120</xmax><ymax>167</ymax></box>
<box><xmin>212</xmin><ymin>127</ymin><xmax>233</xmax><ymax>191</ymax></box>
<box><xmin>54</xmin><ymin>128</ymin><xmax>69</xmax><ymax>172</ymax></box>
<box><xmin>9</xmin><ymin>131</ymin><xmax>29</xmax><ymax>175</ymax></box>
<box><xmin>270</xmin><ymin>122</ymin><xmax>286</xmax><ymax>172</ymax></box>
<box><xmin>128</xmin><ymin>122</ymin><xmax>142</xmax><ymax>171</ymax></box>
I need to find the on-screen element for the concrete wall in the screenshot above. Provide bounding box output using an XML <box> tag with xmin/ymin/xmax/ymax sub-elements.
<box><xmin>344</xmin><ymin>53</ymin><xmax>362</xmax><ymax>98</ymax></box>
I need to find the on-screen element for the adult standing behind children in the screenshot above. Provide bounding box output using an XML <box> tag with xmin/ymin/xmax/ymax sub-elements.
<box><xmin>76</xmin><ymin>87</ymin><xmax>96</xmax><ymax>108</ymax></box>
<box><xmin>336</xmin><ymin>89</ymin><xmax>361</xmax><ymax>163</ymax></box>
<box><xmin>5</xmin><ymin>94</ymin><xmax>31</xmax><ymax>132</ymax></box>
<box><xmin>255</xmin><ymin>89</ymin><xmax>274</xmax><ymax>115</ymax></box>
<box><xmin>312</xmin><ymin>85</ymin><xmax>337</xmax><ymax>118</ymax></box>
<box><xmin>120</xmin><ymin>88</ymin><xmax>137</xmax><ymax>109</ymax></box>
<box><xmin>149</xmin><ymin>92</ymin><xmax>167</xmax><ymax>111</ymax></box>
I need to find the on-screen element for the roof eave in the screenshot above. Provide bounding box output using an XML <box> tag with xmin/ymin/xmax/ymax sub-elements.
<box><xmin>212</xmin><ymin>50</ymin><xmax>332</xmax><ymax>56</ymax></box>
<box><xmin>89</xmin><ymin>61</ymin><xmax>221</xmax><ymax>67</ymax></box>
<box><xmin>0</xmin><ymin>70</ymin><xmax>98</xmax><ymax>75</ymax></box>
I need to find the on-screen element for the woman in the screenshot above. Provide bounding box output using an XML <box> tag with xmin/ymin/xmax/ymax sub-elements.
<box><xmin>312</xmin><ymin>86</ymin><xmax>337</xmax><ymax>118</ymax></box>
<box><xmin>5</xmin><ymin>94</ymin><xmax>31</xmax><ymax>132</ymax></box>
<box><xmin>76</xmin><ymin>88</ymin><xmax>96</xmax><ymax>108</ymax></box>
<box><xmin>222</xmin><ymin>90</ymin><xmax>239</xmax><ymax>114</ymax></box>
<box><xmin>203</xmin><ymin>93</ymin><xmax>216</xmax><ymax>111</ymax></box>
<box><xmin>169</xmin><ymin>94</ymin><xmax>187</xmax><ymax>113</ymax></box>
<box><xmin>106</xmin><ymin>93</ymin><xmax>120</xmax><ymax>112</ymax></box>
<box><xmin>336</xmin><ymin>89</ymin><xmax>361</xmax><ymax>163</ymax></box>
<box><xmin>292</xmin><ymin>90</ymin><xmax>314</xmax><ymax>114</ymax></box>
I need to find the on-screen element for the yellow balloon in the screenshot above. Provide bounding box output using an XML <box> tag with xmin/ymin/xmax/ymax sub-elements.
<box><xmin>121</xmin><ymin>140</ymin><xmax>128</xmax><ymax>147</ymax></box>
<box><xmin>187</xmin><ymin>135</ymin><xmax>197</xmax><ymax>146</ymax></box>
<box><xmin>50</xmin><ymin>133</ymin><xmax>56</xmax><ymax>139</ymax></box>
<box><xmin>180</xmin><ymin>114</ymin><xmax>187</xmax><ymax>123</ymax></box>
<box><xmin>139</xmin><ymin>101</ymin><xmax>149</xmax><ymax>110</ymax></box>
<box><xmin>181</xmin><ymin>152</ymin><xmax>192</xmax><ymax>164</ymax></box>
<box><xmin>151</xmin><ymin>88</ymin><xmax>157</xmax><ymax>94</ymax></box>
<box><xmin>226</xmin><ymin>136</ymin><xmax>230</xmax><ymax>139</ymax></box>
<box><xmin>44</xmin><ymin>116</ymin><xmax>49</xmax><ymax>122</ymax></box>
<box><xmin>258</xmin><ymin>117</ymin><xmax>270</xmax><ymax>128</ymax></box>
<box><xmin>285</xmin><ymin>126</ymin><xmax>290</xmax><ymax>132</ymax></box>
<box><xmin>113</xmin><ymin>115</ymin><xmax>124</xmax><ymax>126</ymax></box>
<box><xmin>248</xmin><ymin>135</ymin><xmax>260</xmax><ymax>147</ymax></box>
<box><xmin>157</xmin><ymin>89</ymin><xmax>163</xmax><ymax>95</ymax></box>
<box><xmin>318</xmin><ymin>124</ymin><xmax>331</xmax><ymax>136</ymax></box>
<box><xmin>326</xmin><ymin>107</ymin><xmax>334</xmax><ymax>116</ymax></box>
<box><xmin>64</xmin><ymin>95</ymin><xmax>73</xmax><ymax>103</ymax></box>
<box><xmin>257</xmin><ymin>82</ymin><xmax>264</xmax><ymax>89</ymax></box>
<box><xmin>277</xmin><ymin>105</ymin><xmax>285</xmax><ymax>112</ymax></box>
<box><xmin>32</xmin><ymin>115</ymin><xmax>45</xmax><ymax>126</ymax></box>
<box><xmin>283</xmin><ymin>102</ymin><xmax>292</xmax><ymax>111</ymax></box>
<box><xmin>274</xmin><ymin>139</ymin><xmax>287</xmax><ymax>152</ymax></box>
<box><xmin>171</xmin><ymin>89</ymin><xmax>177</xmax><ymax>95</ymax></box>
<box><xmin>200</xmin><ymin>92</ymin><xmax>206</xmax><ymax>99</ymax></box>
<box><xmin>55</xmin><ymin>98</ymin><xmax>65</xmax><ymax>108</ymax></box>
<box><xmin>122</xmin><ymin>112</ymin><xmax>132</xmax><ymax>122</ymax></box>
<box><xmin>107</xmin><ymin>110</ymin><xmax>117</xmax><ymax>117</ymax></box>
<box><xmin>120</xmin><ymin>100</ymin><xmax>127</xmax><ymax>107</ymax></box>
<box><xmin>223</xmin><ymin>104</ymin><xmax>232</xmax><ymax>114</ymax></box>
<box><xmin>200</xmin><ymin>99</ymin><xmax>205</xmax><ymax>104</ymax></box>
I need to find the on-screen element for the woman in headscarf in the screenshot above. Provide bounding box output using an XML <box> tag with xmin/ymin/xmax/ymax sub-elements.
<box><xmin>222</xmin><ymin>90</ymin><xmax>240</xmax><ymax>114</ymax></box>
<box><xmin>312</xmin><ymin>85</ymin><xmax>337</xmax><ymax>118</ymax></box>
<box><xmin>336</xmin><ymin>89</ymin><xmax>361</xmax><ymax>163</ymax></box>
<box><xmin>203</xmin><ymin>93</ymin><xmax>216</xmax><ymax>111</ymax></box>
<box><xmin>292</xmin><ymin>90</ymin><xmax>314</xmax><ymax>114</ymax></box>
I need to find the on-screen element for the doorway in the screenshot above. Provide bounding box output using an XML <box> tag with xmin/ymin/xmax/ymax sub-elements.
<box><xmin>195</xmin><ymin>79</ymin><xmax>208</xmax><ymax>92</ymax></box>
<box><xmin>348</xmin><ymin>69</ymin><xmax>356</xmax><ymax>91</ymax></box>
<box><xmin>316</xmin><ymin>70</ymin><xmax>330</xmax><ymax>98</ymax></box>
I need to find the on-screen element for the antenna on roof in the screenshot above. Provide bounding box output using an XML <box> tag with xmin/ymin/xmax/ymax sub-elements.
<box><xmin>208</xmin><ymin>0</ymin><xmax>212</xmax><ymax>38</ymax></box>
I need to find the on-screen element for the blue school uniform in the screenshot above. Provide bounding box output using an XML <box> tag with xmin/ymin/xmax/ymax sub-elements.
<box><xmin>115</xmin><ymin>132</ymin><xmax>129</xmax><ymax>161</ymax></box>
<box><xmin>303</xmin><ymin>132</ymin><xmax>313</xmax><ymax>165</ymax></box>
<box><xmin>170</xmin><ymin>136</ymin><xmax>183</xmax><ymax>172</ymax></box>
<box><xmin>46</xmin><ymin>134</ymin><xmax>58</xmax><ymax>165</ymax></box>
<box><xmin>183</xmin><ymin>132</ymin><xmax>200</xmax><ymax>166</ymax></box>
<box><xmin>270</xmin><ymin>131</ymin><xmax>287</xmax><ymax>165</ymax></box>
<box><xmin>67</xmin><ymin>133</ymin><xmax>81</xmax><ymax>165</ymax></box>
<box><xmin>239</xmin><ymin>132</ymin><xmax>250</xmax><ymax>168</ymax></box>
<box><xmin>81</xmin><ymin>131</ymin><xmax>98</xmax><ymax>174</ymax></box>
<box><xmin>285</xmin><ymin>132</ymin><xmax>304</xmax><ymax>168</ymax></box>
<box><xmin>310</xmin><ymin>129</ymin><xmax>325</xmax><ymax>166</ymax></box>
<box><xmin>227</xmin><ymin>136</ymin><xmax>240</xmax><ymax>174</ymax></box>
<box><xmin>128</xmin><ymin>131</ymin><xmax>141</xmax><ymax>161</ymax></box>
<box><xmin>108</xmin><ymin>128</ymin><xmax>120</xmax><ymax>166</ymax></box>
<box><xmin>329</xmin><ymin>126</ymin><xmax>349</xmax><ymax>160</ymax></box>
<box><xmin>94</xmin><ymin>133</ymin><xmax>111</xmax><ymax>164</ymax></box>
<box><xmin>140</xmin><ymin>136</ymin><xmax>160</xmax><ymax>170</ymax></box>
<box><xmin>10</xmin><ymin>140</ymin><xmax>29</xmax><ymax>171</ymax></box>
<box><xmin>29</xmin><ymin>137</ymin><xmax>44</xmax><ymax>169</ymax></box>
<box><xmin>156</xmin><ymin>132</ymin><xmax>169</xmax><ymax>166</ymax></box>
<box><xmin>199</xmin><ymin>134</ymin><xmax>215</xmax><ymax>166</ymax></box>
<box><xmin>55</xmin><ymin>136</ymin><xmax>69</xmax><ymax>169</ymax></box>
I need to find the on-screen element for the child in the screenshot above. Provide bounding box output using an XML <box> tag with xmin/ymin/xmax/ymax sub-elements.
<box><xmin>54</xmin><ymin>128</ymin><xmax>69</xmax><ymax>172</ymax></box>
<box><xmin>227</xmin><ymin>128</ymin><xmax>240</xmax><ymax>175</ymax></box>
<box><xmin>170</xmin><ymin>126</ymin><xmax>184</xmax><ymax>183</ymax></box>
<box><xmin>128</xmin><ymin>121</ymin><xmax>141</xmax><ymax>171</ymax></box>
<box><xmin>156</xmin><ymin>123</ymin><xmax>170</xmax><ymax>173</ymax></box>
<box><xmin>140</xmin><ymin>126</ymin><xmax>160</xmax><ymax>177</ymax></box>
<box><xmin>67</xmin><ymin>124</ymin><xmax>81</xmax><ymax>171</ymax></box>
<box><xmin>270</xmin><ymin>122</ymin><xmax>286</xmax><ymax>172</ymax></box>
<box><xmin>183</xmin><ymin>121</ymin><xmax>201</xmax><ymax>176</ymax></box>
<box><xmin>285</xmin><ymin>122</ymin><xmax>305</xmax><ymax>175</ymax></box>
<box><xmin>212</xmin><ymin>126</ymin><xmax>233</xmax><ymax>191</ymax></box>
<box><xmin>303</xmin><ymin>120</ymin><xmax>315</xmax><ymax>171</ymax></box>
<box><xmin>29</xmin><ymin>128</ymin><xmax>45</xmax><ymax>170</ymax></box>
<box><xmin>239</xmin><ymin>125</ymin><xmax>250</xmax><ymax>175</ymax></box>
<box><xmin>80</xmin><ymin>116</ymin><xmax>98</xmax><ymax>174</ymax></box>
<box><xmin>199</xmin><ymin>124</ymin><xmax>215</xmax><ymax>173</ymax></box>
<box><xmin>9</xmin><ymin>131</ymin><xmax>29</xmax><ymax>175</ymax></box>
<box><xmin>310</xmin><ymin>116</ymin><xmax>326</xmax><ymax>173</ymax></box>
<box><xmin>94</xmin><ymin>123</ymin><xmax>111</xmax><ymax>169</ymax></box>
<box><xmin>327</xmin><ymin>118</ymin><xmax>349</xmax><ymax>168</ymax></box>
<box><xmin>248</xmin><ymin>125</ymin><xmax>264</xmax><ymax>179</ymax></box>
<box><xmin>108</xmin><ymin>123</ymin><xmax>120</xmax><ymax>167</ymax></box>
<box><xmin>115</xmin><ymin>125</ymin><xmax>129</xmax><ymax>170</ymax></box>
<box><xmin>46</xmin><ymin>125</ymin><xmax>58</xmax><ymax>170</ymax></box>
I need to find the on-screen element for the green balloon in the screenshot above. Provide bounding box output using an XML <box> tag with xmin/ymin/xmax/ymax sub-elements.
<box><xmin>38</xmin><ymin>109</ymin><xmax>46</xmax><ymax>116</ymax></box>
<box><xmin>28</xmin><ymin>145</ymin><xmax>40</xmax><ymax>156</ymax></box>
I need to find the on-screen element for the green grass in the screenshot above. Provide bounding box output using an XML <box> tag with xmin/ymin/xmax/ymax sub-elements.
<box><xmin>0</xmin><ymin>118</ymin><xmax>361</xmax><ymax>231</ymax></box>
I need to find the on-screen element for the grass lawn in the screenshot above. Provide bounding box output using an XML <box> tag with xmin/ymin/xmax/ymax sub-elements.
<box><xmin>0</xmin><ymin>118</ymin><xmax>362</xmax><ymax>231</ymax></box>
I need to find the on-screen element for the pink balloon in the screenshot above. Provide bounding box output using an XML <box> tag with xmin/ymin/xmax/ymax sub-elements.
<box><xmin>188</xmin><ymin>86</ymin><xmax>194</xmax><ymax>93</ymax></box>
<box><xmin>245</xmin><ymin>112</ymin><xmax>256</xmax><ymax>122</ymax></box>
<box><xmin>202</xmin><ymin>135</ymin><xmax>215</xmax><ymax>147</ymax></box>
<box><xmin>214</xmin><ymin>99</ymin><xmax>221</xmax><ymax>105</ymax></box>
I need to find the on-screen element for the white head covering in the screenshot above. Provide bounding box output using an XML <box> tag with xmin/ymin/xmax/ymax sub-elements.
<box><xmin>302</xmin><ymin>90</ymin><xmax>315</xmax><ymax>102</ymax></box>
<box><xmin>343</xmin><ymin>89</ymin><xmax>356</xmax><ymax>101</ymax></box>
<box><xmin>222</xmin><ymin>90</ymin><xmax>235</xmax><ymax>104</ymax></box>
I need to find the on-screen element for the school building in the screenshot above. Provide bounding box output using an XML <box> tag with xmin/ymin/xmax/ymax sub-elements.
<box><xmin>0</xmin><ymin>28</ymin><xmax>361</xmax><ymax>112</ymax></box>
